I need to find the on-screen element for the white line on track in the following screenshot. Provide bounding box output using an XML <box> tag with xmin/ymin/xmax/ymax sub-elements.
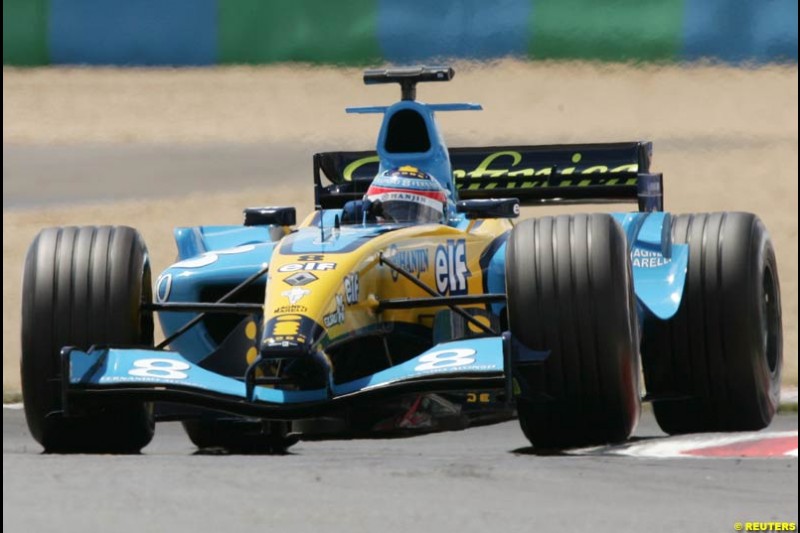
<box><xmin>571</xmin><ymin>430</ymin><xmax>798</xmax><ymax>459</ymax></box>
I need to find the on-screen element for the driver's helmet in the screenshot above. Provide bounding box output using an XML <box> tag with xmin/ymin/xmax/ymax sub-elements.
<box><xmin>364</xmin><ymin>166</ymin><xmax>448</xmax><ymax>224</ymax></box>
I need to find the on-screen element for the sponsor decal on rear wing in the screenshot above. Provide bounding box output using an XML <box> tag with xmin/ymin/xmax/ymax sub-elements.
<box><xmin>314</xmin><ymin>142</ymin><xmax>663</xmax><ymax>212</ymax></box>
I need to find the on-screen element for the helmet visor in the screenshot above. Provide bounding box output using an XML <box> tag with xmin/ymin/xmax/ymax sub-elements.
<box><xmin>366</xmin><ymin>191</ymin><xmax>444</xmax><ymax>224</ymax></box>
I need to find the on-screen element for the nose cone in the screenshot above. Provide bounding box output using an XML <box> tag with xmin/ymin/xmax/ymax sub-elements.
<box><xmin>257</xmin><ymin>314</ymin><xmax>331</xmax><ymax>392</ymax></box>
<box><xmin>260</xmin><ymin>314</ymin><xmax>324</xmax><ymax>357</ymax></box>
<box><xmin>260</xmin><ymin>222</ymin><xmax>374</xmax><ymax>364</ymax></box>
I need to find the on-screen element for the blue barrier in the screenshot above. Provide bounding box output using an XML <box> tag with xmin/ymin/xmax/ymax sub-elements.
<box><xmin>683</xmin><ymin>0</ymin><xmax>798</xmax><ymax>62</ymax></box>
<box><xmin>49</xmin><ymin>0</ymin><xmax>216</xmax><ymax>66</ymax></box>
<box><xmin>378</xmin><ymin>0</ymin><xmax>531</xmax><ymax>62</ymax></box>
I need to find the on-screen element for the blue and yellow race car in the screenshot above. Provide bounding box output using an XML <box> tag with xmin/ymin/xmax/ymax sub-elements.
<box><xmin>21</xmin><ymin>66</ymin><xmax>783</xmax><ymax>453</ymax></box>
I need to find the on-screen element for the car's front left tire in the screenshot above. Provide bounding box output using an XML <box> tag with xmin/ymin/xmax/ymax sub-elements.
<box><xmin>506</xmin><ymin>214</ymin><xmax>641</xmax><ymax>449</ymax></box>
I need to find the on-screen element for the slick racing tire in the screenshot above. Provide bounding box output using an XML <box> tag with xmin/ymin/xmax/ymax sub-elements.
<box><xmin>21</xmin><ymin>226</ymin><xmax>155</xmax><ymax>453</ymax></box>
<box><xmin>183</xmin><ymin>416</ymin><xmax>297</xmax><ymax>454</ymax></box>
<box><xmin>641</xmin><ymin>213</ymin><xmax>782</xmax><ymax>434</ymax></box>
<box><xmin>506</xmin><ymin>214</ymin><xmax>641</xmax><ymax>449</ymax></box>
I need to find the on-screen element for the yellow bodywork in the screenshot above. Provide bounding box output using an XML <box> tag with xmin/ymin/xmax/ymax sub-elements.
<box><xmin>261</xmin><ymin>217</ymin><xmax>512</xmax><ymax>351</ymax></box>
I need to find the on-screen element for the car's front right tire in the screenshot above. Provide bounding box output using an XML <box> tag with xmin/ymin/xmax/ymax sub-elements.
<box><xmin>21</xmin><ymin>226</ymin><xmax>155</xmax><ymax>453</ymax></box>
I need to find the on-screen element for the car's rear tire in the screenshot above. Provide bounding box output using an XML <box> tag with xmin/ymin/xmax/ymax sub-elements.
<box><xmin>21</xmin><ymin>226</ymin><xmax>155</xmax><ymax>453</ymax></box>
<box><xmin>183</xmin><ymin>416</ymin><xmax>297</xmax><ymax>454</ymax></box>
<box><xmin>641</xmin><ymin>212</ymin><xmax>782</xmax><ymax>434</ymax></box>
<box><xmin>506</xmin><ymin>214</ymin><xmax>641</xmax><ymax>449</ymax></box>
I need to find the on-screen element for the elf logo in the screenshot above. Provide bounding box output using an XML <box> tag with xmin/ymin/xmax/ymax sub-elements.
<box><xmin>344</xmin><ymin>273</ymin><xmax>359</xmax><ymax>305</ymax></box>
<box><xmin>277</xmin><ymin>262</ymin><xmax>336</xmax><ymax>272</ymax></box>
<box><xmin>435</xmin><ymin>239</ymin><xmax>470</xmax><ymax>295</ymax></box>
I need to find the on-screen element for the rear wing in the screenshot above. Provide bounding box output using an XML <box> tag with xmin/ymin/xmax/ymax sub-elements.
<box><xmin>314</xmin><ymin>142</ymin><xmax>663</xmax><ymax>212</ymax></box>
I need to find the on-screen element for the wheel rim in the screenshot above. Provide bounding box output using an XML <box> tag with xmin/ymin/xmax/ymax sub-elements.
<box><xmin>762</xmin><ymin>265</ymin><xmax>780</xmax><ymax>374</ymax></box>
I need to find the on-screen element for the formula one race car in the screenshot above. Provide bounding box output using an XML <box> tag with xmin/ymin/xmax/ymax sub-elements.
<box><xmin>21</xmin><ymin>66</ymin><xmax>783</xmax><ymax>453</ymax></box>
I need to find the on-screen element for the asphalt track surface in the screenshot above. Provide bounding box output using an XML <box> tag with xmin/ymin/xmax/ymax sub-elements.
<box><xmin>3</xmin><ymin>143</ymin><xmax>317</xmax><ymax>209</ymax></box>
<box><xmin>3</xmin><ymin>408</ymin><xmax>798</xmax><ymax>533</ymax></box>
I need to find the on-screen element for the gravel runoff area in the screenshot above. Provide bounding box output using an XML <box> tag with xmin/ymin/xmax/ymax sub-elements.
<box><xmin>2</xmin><ymin>61</ymin><xmax>797</xmax><ymax>394</ymax></box>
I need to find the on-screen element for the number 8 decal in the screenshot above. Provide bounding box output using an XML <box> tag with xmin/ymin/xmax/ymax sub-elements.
<box><xmin>129</xmin><ymin>358</ymin><xmax>190</xmax><ymax>380</ymax></box>
<box><xmin>414</xmin><ymin>348</ymin><xmax>476</xmax><ymax>371</ymax></box>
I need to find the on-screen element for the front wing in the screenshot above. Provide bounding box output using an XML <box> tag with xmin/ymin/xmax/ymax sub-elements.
<box><xmin>63</xmin><ymin>337</ymin><xmax>528</xmax><ymax>419</ymax></box>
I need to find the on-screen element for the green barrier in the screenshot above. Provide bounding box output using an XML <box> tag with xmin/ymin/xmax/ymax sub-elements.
<box><xmin>530</xmin><ymin>0</ymin><xmax>684</xmax><ymax>62</ymax></box>
<box><xmin>3</xmin><ymin>0</ymin><xmax>49</xmax><ymax>66</ymax></box>
<box><xmin>218</xmin><ymin>0</ymin><xmax>381</xmax><ymax>65</ymax></box>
